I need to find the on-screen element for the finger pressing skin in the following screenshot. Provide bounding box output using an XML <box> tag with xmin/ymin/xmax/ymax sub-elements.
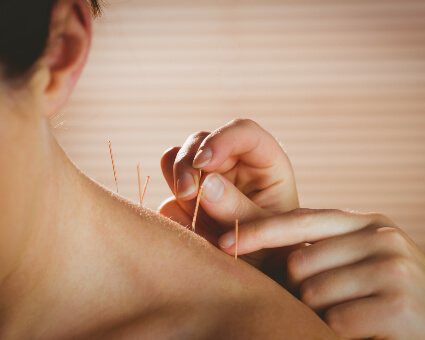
<box><xmin>199</xmin><ymin>172</ymin><xmax>272</xmax><ymax>230</ymax></box>
<box><xmin>325</xmin><ymin>296</ymin><xmax>391</xmax><ymax>339</ymax></box>
<box><xmin>158</xmin><ymin>197</ymin><xmax>218</xmax><ymax>244</ymax></box>
<box><xmin>286</xmin><ymin>224</ymin><xmax>409</xmax><ymax>289</ymax></box>
<box><xmin>218</xmin><ymin>209</ymin><xmax>388</xmax><ymax>254</ymax></box>
<box><xmin>158</xmin><ymin>196</ymin><xmax>192</xmax><ymax>228</ymax></box>
<box><xmin>174</xmin><ymin>131</ymin><xmax>210</xmax><ymax>200</ymax></box>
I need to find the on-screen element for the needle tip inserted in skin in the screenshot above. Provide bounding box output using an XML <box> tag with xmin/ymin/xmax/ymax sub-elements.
<box><xmin>141</xmin><ymin>175</ymin><xmax>150</xmax><ymax>206</ymax></box>
<box><xmin>235</xmin><ymin>219</ymin><xmax>239</xmax><ymax>261</ymax></box>
<box><xmin>108</xmin><ymin>141</ymin><xmax>118</xmax><ymax>193</ymax></box>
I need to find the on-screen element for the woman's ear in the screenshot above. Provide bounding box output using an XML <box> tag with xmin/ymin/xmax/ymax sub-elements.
<box><xmin>42</xmin><ymin>0</ymin><xmax>92</xmax><ymax>117</ymax></box>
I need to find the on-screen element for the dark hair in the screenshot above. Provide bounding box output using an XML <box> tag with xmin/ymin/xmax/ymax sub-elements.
<box><xmin>0</xmin><ymin>0</ymin><xmax>101</xmax><ymax>80</ymax></box>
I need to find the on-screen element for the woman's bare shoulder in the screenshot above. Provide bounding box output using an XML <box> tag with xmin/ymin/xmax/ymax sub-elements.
<box><xmin>85</xmin><ymin>194</ymin><xmax>337</xmax><ymax>339</ymax></box>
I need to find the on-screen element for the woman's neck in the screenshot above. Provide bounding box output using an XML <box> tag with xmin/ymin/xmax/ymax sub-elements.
<box><xmin>0</xmin><ymin>134</ymin><xmax>166</xmax><ymax>338</ymax></box>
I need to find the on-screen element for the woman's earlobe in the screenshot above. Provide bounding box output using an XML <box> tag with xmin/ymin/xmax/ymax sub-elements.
<box><xmin>42</xmin><ymin>0</ymin><xmax>92</xmax><ymax>117</ymax></box>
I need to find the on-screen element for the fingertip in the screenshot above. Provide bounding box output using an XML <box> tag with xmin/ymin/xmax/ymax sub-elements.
<box><xmin>201</xmin><ymin>173</ymin><xmax>225</xmax><ymax>203</ymax></box>
<box><xmin>161</xmin><ymin>146</ymin><xmax>180</xmax><ymax>162</ymax></box>
<box><xmin>158</xmin><ymin>197</ymin><xmax>192</xmax><ymax>227</ymax></box>
<box><xmin>176</xmin><ymin>190</ymin><xmax>197</xmax><ymax>201</ymax></box>
<box><xmin>218</xmin><ymin>230</ymin><xmax>236</xmax><ymax>249</ymax></box>
<box><xmin>193</xmin><ymin>147</ymin><xmax>213</xmax><ymax>169</ymax></box>
<box><xmin>176</xmin><ymin>171</ymin><xmax>200</xmax><ymax>200</ymax></box>
<box><xmin>157</xmin><ymin>196</ymin><xmax>177</xmax><ymax>214</ymax></box>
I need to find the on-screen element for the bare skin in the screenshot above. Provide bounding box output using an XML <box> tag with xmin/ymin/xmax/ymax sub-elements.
<box><xmin>0</xmin><ymin>92</ymin><xmax>336</xmax><ymax>340</ymax></box>
<box><xmin>0</xmin><ymin>1</ymin><xmax>337</xmax><ymax>339</ymax></box>
<box><xmin>160</xmin><ymin>119</ymin><xmax>425</xmax><ymax>339</ymax></box>
<box><xmin>221</xmin><ymin>209</ymin><xmax>425</xmax><ymax>340</ymax></box>
<box><xmin>159</xmin><ymin>119</ymin><xmax>302</xmax><ymax>278</ymax></box>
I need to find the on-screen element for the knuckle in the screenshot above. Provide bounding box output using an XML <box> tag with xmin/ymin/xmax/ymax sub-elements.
<box><xmin>390</xmin><ymin>257</ymin><xmax>412</xmax><ymax>281</ymax></box>
<box><xmin>231</xmin><ymin>118</ymin><xmax>255</xmax><ymax>126</ymax></box>
<box><xmin>188</xmin><ymin>131</ymin><xmax>210</xmax><ymax>141</ymax></box>
<box><xmin>229</xmin><ymin>118</ymin><xmax>261</xmax><ymax>131</ymax></box>
<box><xmin>375</xmin><ymin>226</ymin><xmax>409</xmax><ymax>253</ymax></box>
<box><xmin>368</xmin><ymin>212</ymin><xmax>386</xmax><ymax>220</ymax></box>
<box><xmin>291</xmin><ymin>207</ymin><xmax>313</xmax><ymax>216</ymax></box>
<box><xmin>290</xmin><ymin>208</ymin><xmax>314</xmax><ymax>221</ymax></box>
<box><xmin>390</xmin><ymin>291</ymin><xmax>413</xmax><ymax>318</ymax></box>
<box><xmin>378</xmin><ymin>256</ymin><xmax>412</xmax><ymax>284</ymax></box>
<box><xmin>384</xmin><ymin>227</ymin><xmax>405</xmax><ymax>245</ymax></box>
<box><xmin>367</xmin><ymin>212</ymin><xmax>396</xmax><ymax>227</ymax></box>
<box><xmin>289</xmin><ymin>208</ymin><xmax>316</xmax><ymax>237</ymax></box>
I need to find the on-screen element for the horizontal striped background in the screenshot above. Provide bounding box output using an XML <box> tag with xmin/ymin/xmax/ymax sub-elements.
<box><xmin>55</xmin><ymin>0</ymin><xmax>425</xmax><ymax>249</ymax></box>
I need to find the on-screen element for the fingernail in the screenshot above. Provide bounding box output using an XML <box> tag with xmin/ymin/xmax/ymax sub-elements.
<box><xmin>177</xmin><ymin>172</ymin><xmax>196</xmax><ymax>198</ymax></box>
<box><xmin>219</xmin><ymin>232</ymin><xmax>235</xmax><ymax>249</ymax></box>
<box><xmin>201</xmin><ymin>173</ymin><xmax>224</xmax><ymax>203</ymax></box>
<box><xmin>193</xmin><ymin>148</ymin><xmax>212</xmax><ymax>169</ymax></box>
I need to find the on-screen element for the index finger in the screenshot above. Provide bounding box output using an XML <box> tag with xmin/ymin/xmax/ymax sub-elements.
<box><xmin>218</xmin><ymin>209</ymin><xmax>392</xmax><ymax>254</ymax></box>
<box><xmin>192</xmin><ymin>119</ymin><xmax>289</xmax><ymax>173</ymax></box>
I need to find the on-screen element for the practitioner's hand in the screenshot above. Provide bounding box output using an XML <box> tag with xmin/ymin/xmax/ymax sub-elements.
<box><xmin>159</xmin><ymin>119</ymin><xmax>299</xmax><ymax>270</ymax></box>
<box><xmin>218</xmin><ymin>208</ymin><xmax>425</xmax><ymax>339</ymax></box>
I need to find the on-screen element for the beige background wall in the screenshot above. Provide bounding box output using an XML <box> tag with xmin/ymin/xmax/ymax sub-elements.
<box><xmin>55</xmin><ymin>0</ymin><xmax>425</xmax><ymax>249</ymax></box>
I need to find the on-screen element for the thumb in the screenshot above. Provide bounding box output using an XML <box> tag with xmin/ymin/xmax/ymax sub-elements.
<box><xmin>199</xmin><ymin>173</ymin><xmax>272</xmax><ymax>231</ymax></box>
